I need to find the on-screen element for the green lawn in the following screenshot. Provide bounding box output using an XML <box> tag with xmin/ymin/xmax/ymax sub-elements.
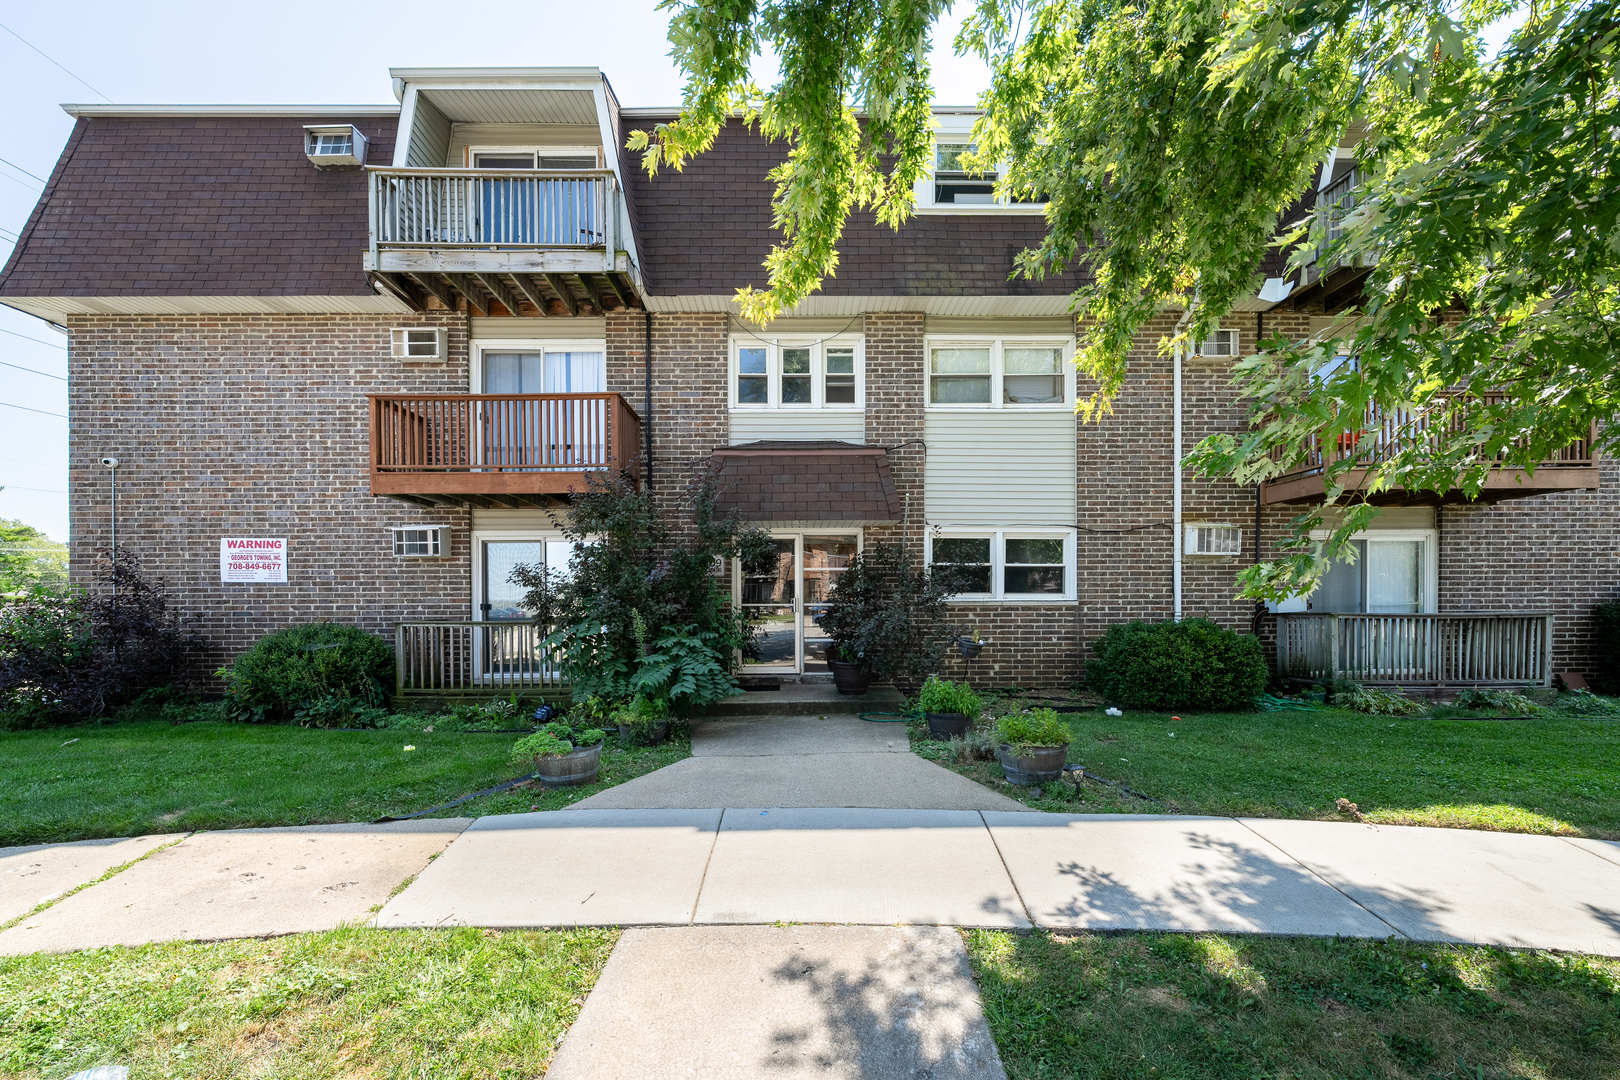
<box><xmin>0</xmin><ymin>925</ymin><xmax>616</xmax><ymax>1080</ymax></box>
<box><xmin>963</xmin><ymin>929</ymin><xmax>1620</xmax><ymax>1080</ymax></box>
<box><xmin>0</xmin><ymin>720</ymin><xmax>691</xmax><ymax>847</ymax></box>
<box><xmin>912</xmin><ymin>704</ymin><xmax>1620</xmax><ymax>839</ymax></box>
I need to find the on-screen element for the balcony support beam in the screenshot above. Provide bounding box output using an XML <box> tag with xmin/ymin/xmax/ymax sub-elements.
<box><xmin>510</xmin><ymin>274</ymin><xmax>550</xmax><ymax>316</ymax></box>
<box><xmin>543</xmin><ymin>274</ymin><xmax>580</xmax><ymax>317</ymax></box>
<box><xmin>575</xmin><ymin>273</ymin><xmax>610</xmax><ymax>314</ymax></box>
<box><xmin>441</xmin><ymin>274</ymin><xmax>490</xmax><ymax>317</ymax></box>
<box><xmin>601</xmin><ymin>272</ymin><xmax>631</xmax><ymax>310</ymax></box>
<box><xmin>406</xmin><ymin>272</ymin><xmax>458</xmax><ymax>314</ymax></box>
<box><xmin>474</xmin><ymin>273</ymin><xmax>524</xmax><ymax>319</ymax></box>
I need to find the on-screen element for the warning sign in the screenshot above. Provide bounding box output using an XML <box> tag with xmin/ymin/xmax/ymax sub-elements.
<box><xmin>220</xmin><ymin>538</ymin><xmax>287</xmax><ymax>583</ymax></box>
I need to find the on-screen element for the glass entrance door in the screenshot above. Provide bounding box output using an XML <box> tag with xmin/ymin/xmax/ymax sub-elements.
<box><xmin>737</xmin><ymin>533</ymin><xmax>859</xmax><ymax>673</ymax></box>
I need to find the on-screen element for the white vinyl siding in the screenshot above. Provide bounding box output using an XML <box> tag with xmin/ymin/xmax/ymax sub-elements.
<box><xmin>924</xmin><ymin>412</ymin><xmax>1077</xmax><ymax>526</ymax></box>
<box><xmin>405</xmin><ymin>96</ymin><xmax>452</xmax><ymax>168</ymax></box>
<box><xmin>471</xmin><ymin>317</ymin><xmax>606</xmax><ymax>341</ymax></box>
<box><xmin>730</xmin><ymin>412</ymin><xmax>865</xmax><ymax>444</ymax></box>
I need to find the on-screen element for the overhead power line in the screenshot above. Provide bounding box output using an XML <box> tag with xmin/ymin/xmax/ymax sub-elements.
<box><xmin>0</xmin><ymin>326</ymin><xmax>66</xmax><ymax>349</ymax></box>
<box><xmin>0</xmin><ymin>400</ymin><xmax>66</xmax><ymax>419</ymax></box>
<box><xmin>0</xmin><ymin>454</ymin><xmax>66</xmax><ymax>469</ymax></box>
<box><xmin>0</xmin><ymin>21</ymin><xmax>112</xmax><ymax>102</ymax></box>
<box><xmin>0</xmin><ymin>156</ymin><xmax>46</xmax><ymax>184</ymax></box>
<box><xmin>0</xmin><ymin>483</ymin><xmax>68</xmax><ymax>494</ymax></box>
<box><xmin>0</xmin><ymin>359</ymin><xmax>66</xmax><ymax>381</ymax></box>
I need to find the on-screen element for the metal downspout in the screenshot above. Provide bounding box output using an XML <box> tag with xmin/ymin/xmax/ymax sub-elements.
<box><xmin>1172</xmin><ymin>305</ymin><xmax>1193</xmax><ymax>621</ymax></box>
<box><xmin>643</xmin><ymin>310</ymin><xmax>653</xmax><ymax>489</ymax></box>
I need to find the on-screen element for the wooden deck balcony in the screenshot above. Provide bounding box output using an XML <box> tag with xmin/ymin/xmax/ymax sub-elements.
<box><xmin>1275</xmin><ymin>612</ymin><xmax>1554</xmax><ymax>687</ymax></box>
<box><xmin>364</xmin><ymin>168</ymin><xmax>639</xmax><ymax>317</ymax></box>
<box><xmin>369</xmin><ymin>392</ymin><xmax>641</xmax><ymax>508</ymax></box>
<box><xmin>1262</xmin><ymin>395</ymin><xmax>1599</xmax><ymax>505</ymax></box>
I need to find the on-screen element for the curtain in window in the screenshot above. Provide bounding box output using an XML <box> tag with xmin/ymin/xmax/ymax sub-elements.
<box><xmin>480</xmin><ymin>352</ymin><xmax>607</xmax><ymax>468</ymax></box>
<box><xmin>1366</xmin><ymin>540</ymin><xmax>1421</xmax><ymax>613</ymax></box>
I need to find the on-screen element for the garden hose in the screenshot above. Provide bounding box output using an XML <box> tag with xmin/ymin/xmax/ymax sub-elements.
<box><xmin>860</xmin><ymin>710</ymin><xmax>919</xmax><ymax>723</ymax></box>
<box><xmin>372</xmin><ymin>771</ymin><xmax>539</xmax><ymax>823</ymax></box>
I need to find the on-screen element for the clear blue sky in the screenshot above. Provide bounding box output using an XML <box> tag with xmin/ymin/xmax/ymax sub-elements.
<box><xmin>0</xmin><ymin>2</ymin><xmax>1523</xmax><ymax>542</ymax></box>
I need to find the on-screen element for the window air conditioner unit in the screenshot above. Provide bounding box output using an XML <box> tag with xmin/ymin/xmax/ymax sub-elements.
<box><xmin>304</xmin><ymin>124</ymin><xmax>367</xmax><ymax>167</ymax></box>
<box><xmin>1192</xmin><ymin>329</ymin><xmax>1240</xmax><ymax>358</ymax></box>
<box><xmin>392</xmin><ymin>527</ymin><xmax>446</xmax><ymax>558</ymax></box>
<box><xmin>391</xmin><ymin>327</ymin><xmax>446</xmax><ymax>362</ymax></box>
<box><xmin>1185</xmin><ymin>524</ymin><xmax>1242</xmax><ymax>556</ymax></box>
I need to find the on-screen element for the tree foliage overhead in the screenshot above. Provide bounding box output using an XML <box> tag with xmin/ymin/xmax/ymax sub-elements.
<box><xmin>642</xmin><ymin>0</ymin><xmax>1620</xmax><ymax>600</ymax></box>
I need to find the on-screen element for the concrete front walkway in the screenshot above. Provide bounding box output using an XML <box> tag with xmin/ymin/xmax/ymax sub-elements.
<box><xmin>572</xmin><ymin>713</ymin><xmax>1032</xmax><ymax>811</ymax></box>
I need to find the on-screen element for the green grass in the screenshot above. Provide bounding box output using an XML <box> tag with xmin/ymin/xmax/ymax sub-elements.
<box><xmin>0</xmin><ymin>925</ymin><xmax>617</xmax><ymax>1080</ymax></box>
<box><xmin>962</xmin><ymin>929</ymin><xmax>1620</xmax><ymax>1080</ymax></box>
<box><xmin>912</xmin><ymin>704</ymin><xmax>1620</xmax><ymax>839</ymax></box>
<box><xmin>0</xmin><ymin>720</ymin><xmax>692</xmax><ymax>846</ymax></box>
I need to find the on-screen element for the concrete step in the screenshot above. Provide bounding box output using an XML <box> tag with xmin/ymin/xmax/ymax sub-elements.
<box><xmin>699</xmin><ymin>683</ymin><xmax>906</xmax><ymax>718</ymax></box>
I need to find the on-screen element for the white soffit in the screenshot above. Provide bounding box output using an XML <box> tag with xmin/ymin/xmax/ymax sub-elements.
<box><xmin>644</xmin><ymin>294</ymin><xmax>1082</xmax><ymax>317</ymax></box>
<box><xmin>0</xmin><ymin>295</ymin><xmax>414</xmax><ymax>322</ymax></box>
<box><xmin>417</xmin><ymin>88</ymin><xmax>599</xmax><ymax>125</ymax></box>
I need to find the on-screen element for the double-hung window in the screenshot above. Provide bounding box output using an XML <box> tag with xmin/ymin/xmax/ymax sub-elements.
<box><xmin>731</xmin><ymin>338</ymin><xmax>864</xmax><ymax>409</ymax></box>
<box><xmin>927</xmin><ymin>339</ymin><xmax>1072</xmax><ymax>409</ymax></box>
<box><xmin>929</xmin><ymin>530</ymin><xmax>1076</xmax><ymax>600</ymax></box>
<box><xmin>915</xmin><ymin>129</ymin><xmax>1045</xmax><ymax>211</ymax></box>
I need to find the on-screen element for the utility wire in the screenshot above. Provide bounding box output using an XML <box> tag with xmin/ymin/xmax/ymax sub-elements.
<box><xmin>0</xmin><ymin>454</ymin><xmax>66</xmax><ymax>469</ymax></box>
<box><xmin>0</xmin><ymin>156</ymin><xmax>46</xmax><ymax>184</ymax></box>
<box><xmin>0</xmin><ymin>360</ymin><xmax>65</xmax><ymax>381</ymax></box>
<box><xmin>0</xmin><ymin>401</ymin><xmax>66</xmax><ymax>419</ymax></box>
<box><xmin>0</xmin><ymin>171</ymin><xmax>40</xmax><ymax>193</ymax></box>
<box><xmin>0</xmin><ymin>21</ymin><xmax>113</xmax><ymax>102</ymax></box>
<box><xmin>0</xmin><ymin>483</ymin><xmax>68</xmax><ymax>494</ymax></box>
<box><xmin>0</xmin><ymin>326</ymin><xmax>66</xmax><ymax>349</ymax></box>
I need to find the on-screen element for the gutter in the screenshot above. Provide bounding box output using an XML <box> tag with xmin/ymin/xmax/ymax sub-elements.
<box><xmin>1172</xmin><ymin>305</ymin><xmax>1193</xmax><ymax>621</ymax></box>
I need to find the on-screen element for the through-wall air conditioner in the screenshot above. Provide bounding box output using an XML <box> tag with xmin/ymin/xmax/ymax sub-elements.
<box><xmin>1192</xmin><ymin>329</ymin><xmax>1240</xmax><ymax>358</ymax></box>
<box><xmin>391</xmin><ymin>327</ymin><xmax>446</xmax><ymax>362</ymax></box>
<box><xmin>304</xmin><ymin>124</ymin><xmax>367</xmax><ymax>167</ymax></box>
<box><xmin>1185</xmin><ymin>524</ymin><xmax>1243</xmax><ymax>556</ymax></box>
<box><xmin>392</xmin><ymin>526</ymin><xmax>446</xmax><ymax>558</ymax></box>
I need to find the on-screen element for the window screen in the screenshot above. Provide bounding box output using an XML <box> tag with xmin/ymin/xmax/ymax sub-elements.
<box><xmin>932</xmin><ymin>537</ymin><xmax>992</xmax><ymax>593</ymax></box>
<box><xmin>1004</xmin><ymin>538</ymin><xmax>1066</xmax><ymax>594</ymax></box>
<box><xmin>474</xmin><ymin>152</ymin><xmax>536</xmax><ymax>169</ymax></box>
<box><xmin>930</xmin><ymin>347</ymin><xmax>992</xmax><ymax>403</ymax></box>
<box><xmin>934</xmin><ymin>142</ymin><xmax>996</xmax><ymax>204</ymax></box>
<box><xmin>737</xmin><ymin>347</ymin><xmax>768</xmax><ymax>403</ymax></box>
<box><xmin>1003</xmin><ymin>347</ymin><xmax>1064</xmax><ymax>404</ymax></box>
<box><xmin>782</xmin><ymin>347</ymin><xmax>812</xmax><ymax>404</ymax></box>
<box><xmin>825</xmin><ymin>347</ymin><xmax>856</xmax><ymax>404</ymax></box>
<box><xmin>482</xmin><ymin>351</ymin><xmax>604</xmax><ymax>393</ymax></box>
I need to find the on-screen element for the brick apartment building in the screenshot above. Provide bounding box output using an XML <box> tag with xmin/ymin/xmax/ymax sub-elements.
<box><xmin>0</xmin><ymin>67</ymin><xmax>1611</xmax><ymax>693</ymax></box>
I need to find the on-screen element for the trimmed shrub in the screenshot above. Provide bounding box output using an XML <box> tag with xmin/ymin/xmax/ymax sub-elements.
<box><xmin>1087</xmin><ymin>618</ymin><xmax>1267</xmax><ymax>711</ymax></box>
<box><xmin>219</xmin><ymin>623</ymin><xmax>393</xmax><ymax>722</ymax></box>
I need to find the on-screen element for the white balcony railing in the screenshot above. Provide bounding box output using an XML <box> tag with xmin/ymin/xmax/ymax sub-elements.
<box><xmin>368</xmin><ymin>168</ymin><xmax>616</xmax><ymax>254</ymax></box>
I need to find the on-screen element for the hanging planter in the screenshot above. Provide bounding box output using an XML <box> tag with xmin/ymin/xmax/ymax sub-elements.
<box><xmin>957</xmin><ymin>636</ymin><xmax>984</xmax><ymax>660</ymax></box>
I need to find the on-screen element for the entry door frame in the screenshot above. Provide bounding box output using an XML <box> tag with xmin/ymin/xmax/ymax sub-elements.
<box><xmin>733</xmin><ymin>528</ymin><xmax>863</xmax><ymax>674</ymax></box>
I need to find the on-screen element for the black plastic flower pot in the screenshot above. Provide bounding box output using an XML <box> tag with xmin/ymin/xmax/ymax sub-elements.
<box><xmin>926</xmin><ymin>712</ymin><xmax>972</xmax><ymax>740</ymax></box>
<box><xmin>828</xmin><ymin>657</ymin><xmax>872</xmax><ymax>696</ymax></box>
<box><xmin>997</xmin><ymin>742</ymin><xmax>1070</xmax><ymax>786</ymax></box>
<box><xmin>957</xmin><ymin>638</ymin><xmax>984</xmax><ymax>659</ymax></box>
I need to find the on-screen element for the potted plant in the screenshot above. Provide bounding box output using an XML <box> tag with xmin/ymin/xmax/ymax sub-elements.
<box><xmin>816</xmin><ymin>543</ymin><xmax>969</xmax><ymax>695</ymax></box>
<box><xmin>917</xmin><ymin>675</ymin><xmax>981</xmax><ymax>740</ymax></box>
<box><xmin>996</xmin><ymin>707</ymin><xmax>1072</xmax><ymax>786</ymax></box>
<box><xmin>957</xmin><ymin>631</ymin><xmax>985</xmax><ymax>659</ymax></box>
<box><xmin>613</xmin><ymin>693</ymin><xmax>670</xmax><ymax>746</ymax></box>
<box><xmin>511</xmin><ymin>721</ymin><xmax>607</xmax><ymax>788</ymax></box>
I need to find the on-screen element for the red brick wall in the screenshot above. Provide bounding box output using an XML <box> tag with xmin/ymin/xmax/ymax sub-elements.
<box><xmin>65</xmin><ymin>311</ymin><xmax>473</xmax><ymax>673</ymax></box>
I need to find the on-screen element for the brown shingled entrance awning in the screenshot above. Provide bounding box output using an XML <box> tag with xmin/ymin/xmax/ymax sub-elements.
<box><xmin>710</xmin><ymin>441</ymin><xmax>901</xmax><ymax>526</ymax></box>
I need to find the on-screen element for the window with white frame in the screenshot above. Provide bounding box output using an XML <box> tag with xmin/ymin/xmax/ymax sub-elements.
<box><xmin>929</xmin><ymin>530</ymin><xmax>1075</xmax><ymax>600</ymax></box>
<box><xmin>1191</xmin><ymin>329</ymin><xmax>1240</xmax><ymax>358</ymax></box>
<box><xmin>926</xmin><ymin>339</ymin><xmax>1071</xmax><ymax>408</ymax></box>
<box><xmin>467</xmin><ymin>146</ymin><xmax>601</xmax><ymax>170</ymax></box>
<box><xmin>731</xmin><ymin>338</ymin><xmax>863</xmax><ymax>409</ymax></box>
<box><xmin>914</xmin><ymin>129</ymin><xmax>1045</xmax><ymax>211</ymax></box>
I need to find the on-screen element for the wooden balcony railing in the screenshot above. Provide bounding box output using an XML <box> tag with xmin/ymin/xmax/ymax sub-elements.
<box><xmin>1275</xmin><ymin>612</ymin><xmax>1554</xmax><ymax>687</ymax></box>
<box><xmin>395</xmin><ymin>620</ymin><xmax>568</xmax><ymax>699</ymax></box>
<box><xmin>1263</xmin><ymin>393</ymin><xmax>1599</xmax><ymax>504</ymax></box>
<box><xmin>369</xmin><ymin>392</ymin><xmax>640</xmax><ymax>507</ymax></box>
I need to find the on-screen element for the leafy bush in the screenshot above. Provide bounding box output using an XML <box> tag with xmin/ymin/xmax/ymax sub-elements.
<box><xmin>510</xmin><ymin>468</ymin><xmax>772</xmax><ymax>711</ymax></box>
<box><xmin>1086</xmin><ymin>618</ymin><xmax>1267</xmax><ymax>711</ymax></box>
<box><xmin>1330</xmin><ymin>683</ymin><xmax>1424</xmax><ymax>716</ymax></box>
<box><xmin>1591</xmin><ymin>601</ymin><xmax>1620</xmax><ymax>694</ymax></box>
<box><xmin>218</xmin><ymin>622</ymin><xmax>392</xmax><ymax>722</ymax></box>
<box><xmin>0</xmin><ymin>550</ymin><xmax>201</xmax><ymax>726</ymax></box>
<box><xmin>612</xmin><ymin>694</ymin><xmax>668</xmax><ymax>729</ymax></box>
<box><xmin>816</xmin><ymin>543</ymin><xmax>968</xmax><ymax>685</ymax></box>
<box><xmin>1557</xmin><ymin>688</ymin><xmax>1620</xmax><ymax>718</ymax></box>
<box><xmin>918</xmin><ymin>675</ymin><xmax>982</xmax><ymax>716</ymax></box>
<box><xmin>1452</xmin><ymin>688</ymin><xmax>1544</xmax><ymax>715</ymax></box>
<box><xmin>997</xmin><ymin>707</ymin><xmax>1073</xmax><ymax>752</ymax></box>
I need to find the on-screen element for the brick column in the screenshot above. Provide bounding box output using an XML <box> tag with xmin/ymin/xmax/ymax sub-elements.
<box><xmin>863</xmin><ymin>312</ymin><xmax>925</xmax><ymax>557</ymax></box>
